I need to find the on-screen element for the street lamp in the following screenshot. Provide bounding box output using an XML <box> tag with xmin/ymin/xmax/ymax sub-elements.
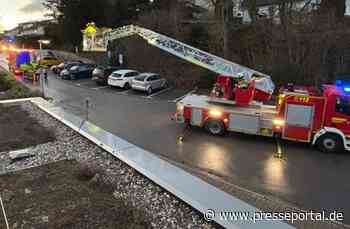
<box><xmin>38</xmin><ymin>39</ymin><xmax>51</xmax><ymax>51</ymax></box>
<box><xmin>37</xmin><ymin>39</ymin><xmax>51</xmax><ymax>97</ymax></box>
<box><xmin>37</xmin><ymin>39</ymin><xmax>51</xmax><ymax>63</ymax></box>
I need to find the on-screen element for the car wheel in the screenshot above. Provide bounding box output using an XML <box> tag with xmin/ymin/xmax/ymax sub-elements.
<box><xmin>205</xmin><ymin>120</ymin><xmax>226</xmax><ymax>136</ymax></box>
<box><xmin>317</xmin><ymin>133</ymin><xmax>344</xmax><ymax>153</ymax></box>
<box><xmin>124</xmin><ymin>83</ymin><xmax>131</xmax><ymax>89</ymax></box>
<box><xmin>147</xmin><ymin>87</ymin><xmax>153</xmax><ymax>95</ymax></box>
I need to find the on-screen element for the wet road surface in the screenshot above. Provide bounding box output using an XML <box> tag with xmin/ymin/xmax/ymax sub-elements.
<box><xmin>36</xmin><ymin>73</ymin><xmax>350</xmax><ymax>224</ymax></box>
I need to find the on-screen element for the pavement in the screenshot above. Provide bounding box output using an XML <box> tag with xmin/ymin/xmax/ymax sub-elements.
<box><xmin>1</xmin><ymin>53</ymin><xmax>350</xmax><ymax>226</ymax></box>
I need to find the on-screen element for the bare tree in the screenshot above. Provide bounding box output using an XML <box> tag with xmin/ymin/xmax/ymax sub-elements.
<box><xmin>320</xmin><ymin>0</ymin><xmax>346</xmax><ymax>19</ymax></box>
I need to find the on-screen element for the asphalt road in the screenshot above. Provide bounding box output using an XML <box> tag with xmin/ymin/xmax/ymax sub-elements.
<box><xmin>1</xmin><ymin>53</ymin><xmax>350</xmax><ymax>224</ymax></box>
<box><xmin>37</xmin><ymin>72</ymin><xmax>350</xmax><ymax>223</ymax></box>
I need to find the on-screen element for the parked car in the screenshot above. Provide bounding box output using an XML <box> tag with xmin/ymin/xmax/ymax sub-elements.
<box><xmin>108</xmin><ymin>69</ymin><xmax>140</xmax><ymax>89</ymax></box>
<box><xmin>131</xmin><ymin>73</ymin><xmax>168</xmax><ymax>95</ymax></box>
<box><xmin>52</xmin><ymin>60</ymin><xmax>83</xmax><ymax>74</ymax></box>
<box><xmin>59</xmin><ymin>62</ymin><xmax>84</xmax><ymax>78</ymax></box>
<box><xmin>38</xmin><ymin>56</ymin><xmax>62</xmax><ymax>67</ymax></box>
<box><xmin>92</xmin><ymin>66</ymin><xmax>120</xmax><ymax>85</ymax></box>
<box><xmin>62</xmin><ymin>64</ymin><xmax>96</xmax><ymax>80</ymax></box>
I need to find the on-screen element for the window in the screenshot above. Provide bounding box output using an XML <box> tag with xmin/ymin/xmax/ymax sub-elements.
<box><xmin>135</xmin><ymin>75</ymin><xmax>147</xmax><ymax>81</ymax></box>
<box><xmin>153</xmin><ymin>75</ymin><xmax>160</xmax><ymax>80</ymax></box>
<box><xmin>147</xmin><ymin>76</ymin><xmax>155</xmax><ymax>81</ymax></box>
<box><xmin>131</xmin><ymin>72</ymin><xmax>139</xmax><ymax>77</ymax></box>
<box><xmin>111</xmin><ymin>73</ymin><xmax>122</xmax><ymax>78</ymax></box>
<box><xmin>336</xmin><ymin>96</ymin><xmax>350</xmax><ymax>116</ymax></box>
<box><xmin>286</xmin><ymin>104</ymin><xmax>313</xmax><ymax>127</ymax></box>
<box><xmin>70</xmin><ymin>66</ymin><xmax>79</xmax><ymax>71</ymax></box>
<box><xmin>125</xmin><ymin>72</ymin><xmax>136</xmax><ymax>77</ymax></box>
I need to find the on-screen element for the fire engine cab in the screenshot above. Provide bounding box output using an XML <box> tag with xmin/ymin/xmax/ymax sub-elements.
<box><xmin>175</xmin><ymin>79</ymin><xmax>350</xmax><ymax>154</ymax></box>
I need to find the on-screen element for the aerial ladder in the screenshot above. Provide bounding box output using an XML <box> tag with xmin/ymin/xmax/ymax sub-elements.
<box><xmin>84</xmin><ymin>24</ymin><xmax>275</xmax><ymax>106</ymax></box>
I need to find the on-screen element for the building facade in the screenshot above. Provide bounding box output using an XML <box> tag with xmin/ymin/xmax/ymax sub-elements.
<box><xmin>4</xmin><ymin>19</ymin><xmax>56</xmax><ymax>39</ymax></box>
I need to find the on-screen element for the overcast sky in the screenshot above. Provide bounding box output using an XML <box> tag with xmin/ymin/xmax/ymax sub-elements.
<box><xmin>0</xmin><ymin>0</ymin><xmax>47</xmax><ymax>30</ymax></box>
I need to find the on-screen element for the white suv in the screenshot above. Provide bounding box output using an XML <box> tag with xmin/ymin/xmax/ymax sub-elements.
<box><xmin>108</xmin><ymin>69</ymin><xmax>140</xmax><ymax>89</ymax></box>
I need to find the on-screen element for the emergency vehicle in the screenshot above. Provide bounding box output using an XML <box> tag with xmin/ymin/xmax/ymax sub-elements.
<box><xmin>5</xmin><ymin>47</ymin><xmax>37</xmax><ymax>77</ymax></box>
<box><xmin>84</xmin><ymin>24</ymin><xmax>350</xmax><ymax>153</ymax></box>
<box><xmin>175</xmin><ymin>82</ymin><xmax>350</xmax><ymax>153</ymax></box>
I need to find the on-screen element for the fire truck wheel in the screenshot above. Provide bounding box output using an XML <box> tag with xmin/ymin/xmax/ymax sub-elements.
<box><xmin>205</xmin><ymin>120</ymin><xmax>226</xmax><ymax>135</ymax></box>
<box><xmin>317</xmin><ymin>134</ymin><xmax>344</xmax><ymax>154</ymax></box>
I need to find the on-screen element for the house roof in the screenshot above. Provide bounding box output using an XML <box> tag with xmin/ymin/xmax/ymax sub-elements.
<box><xmin>241</xmin><ymin>0</ymin><xmax>303</xmax><ymax>8</ymax></box>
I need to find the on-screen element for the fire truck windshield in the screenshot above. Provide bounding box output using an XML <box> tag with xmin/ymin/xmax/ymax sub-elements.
<box><xmin>336</xmin><ymin>96</ymin><xmax>350</xmax><ymax>116</ymax></box>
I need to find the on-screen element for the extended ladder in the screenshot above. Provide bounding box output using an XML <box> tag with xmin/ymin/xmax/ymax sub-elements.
<box><xmin>100</xmin><ymin>25</ymin><xmax>274</xmax><ymax>94</ymax></box>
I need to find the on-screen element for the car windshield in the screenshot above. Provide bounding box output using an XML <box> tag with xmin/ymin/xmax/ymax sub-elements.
<box><xmin>135</xmin><ymin>75</ymin><xmax>147</xmax><ymax>81</ymax></box>
<box><xmin>111</xmin><ymin>73</ymin><xmax>122</xmax><ymax>78</ymax></box>
<box><xmin>70</xmin><ymin>66</ymin><xmax>79</xmax><ymax>71</ymax></box>
<box><xmin>107</xmin><ymin>67</ymin><xmax>119</xmax><ymax>72</ymax></box>
<box><xmin>96</xmin><ymin>66</ymin><xmax>105</xmax><ymax>71</ymax></box>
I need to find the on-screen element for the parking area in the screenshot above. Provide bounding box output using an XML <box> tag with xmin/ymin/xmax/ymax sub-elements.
<box><xmin>50</xmin><ymin>73</ymin><xmax>196</xmax><ymax>103</ymax></box>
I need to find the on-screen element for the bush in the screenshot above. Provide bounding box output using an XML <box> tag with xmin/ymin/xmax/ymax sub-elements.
<box><xmin>0</xmin><ymin>73</ymin><xmax>16</xmax><ymax>91</ymax></box>
<box><xmin>0</xmin><ymin>73</ymin><xmax>42</xmax><ymax>99</ymax></box>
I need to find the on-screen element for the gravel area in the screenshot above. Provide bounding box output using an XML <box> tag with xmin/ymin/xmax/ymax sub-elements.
<box><xmin>0</xmin><ymin>101</ymin><xmax>217</xmax><ymax>229</ymax></box>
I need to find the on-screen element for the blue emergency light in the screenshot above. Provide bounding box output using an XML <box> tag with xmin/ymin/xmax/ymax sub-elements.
<box><xmin>4</xmin><ymin>35</ymin><xmax>16</xmax><ymax>43</ymax></box>
<box><xmin>16</xmin><ymin>51</ymin><xmax>31</xmax><ymax>67</ymax></box>
<box><xmin>335</xmin><ymin>79</ymin><xmax>350</xmax><ymax>93</ymax></box>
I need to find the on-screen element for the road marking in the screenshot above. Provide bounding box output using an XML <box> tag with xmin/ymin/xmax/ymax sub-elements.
<box><xmin>146</xmin><ymin>87</ymin><xmax>173</xmax><ymax>98</ymax></box>
<box><xmin>92</xmin><ymin>86</ymin><xmax>109</xmax><ymax>90</ymax></box>
<box><xmin>141</xmin><ymin>96</ymin><xmax>153</xmax><ymax>99</ymax></box>
<box><xmin>75</xmin><ymin>81</ymin><xmax>93</xmax><ymax>87</ymax></box>
<box><xmin>168</xmin><ymin>88</ymin><xmax>197</xmax><ymax>103</ymax></box>
<box><xmin>116</xmin><ymin>89</ymin><xmax>133</xmax><ymax>95</ymax></box>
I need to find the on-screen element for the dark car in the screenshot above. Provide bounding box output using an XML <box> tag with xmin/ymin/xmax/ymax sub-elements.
<box><xmin>63</xmin><ymin>64</ymin><xmax>96</xmax><ymax>80</ymax></box>
<box><xmin>53</xmin><ymin>60</ymin><xmax>84</xmax><ymax>74</ymax></box>
<box><xmin>92</xmin><ymin>66</ymin><xmax>120</xmax><ymax>85</ymax></box>
<box><xmin>59</xmin><ymin>62</ymin><xmax>84</xmax><ymax>78</ymax></box>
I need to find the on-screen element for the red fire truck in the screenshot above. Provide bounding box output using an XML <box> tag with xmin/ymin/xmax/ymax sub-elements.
<box><xmin>175</xmin><ymin>78</ymin><xmax>350</xmax><ymax>154</ymax></box>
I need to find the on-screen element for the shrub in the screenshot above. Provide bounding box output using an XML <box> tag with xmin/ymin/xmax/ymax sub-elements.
<box><xmin>0</xmin><ymin>73</ymin><xmax>43</xmax><ymax>99</ymax></box>
<box><xmin>0</xmin><ymin>73</ymin><xmax>16</xmax><ymax>91</ymax></box>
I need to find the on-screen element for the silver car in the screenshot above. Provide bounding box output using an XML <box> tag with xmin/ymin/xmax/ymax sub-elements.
<box><xmin>131</xmin><ymin>73</ymin><xmax>168</xmax><ymax>95</ymax></box>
